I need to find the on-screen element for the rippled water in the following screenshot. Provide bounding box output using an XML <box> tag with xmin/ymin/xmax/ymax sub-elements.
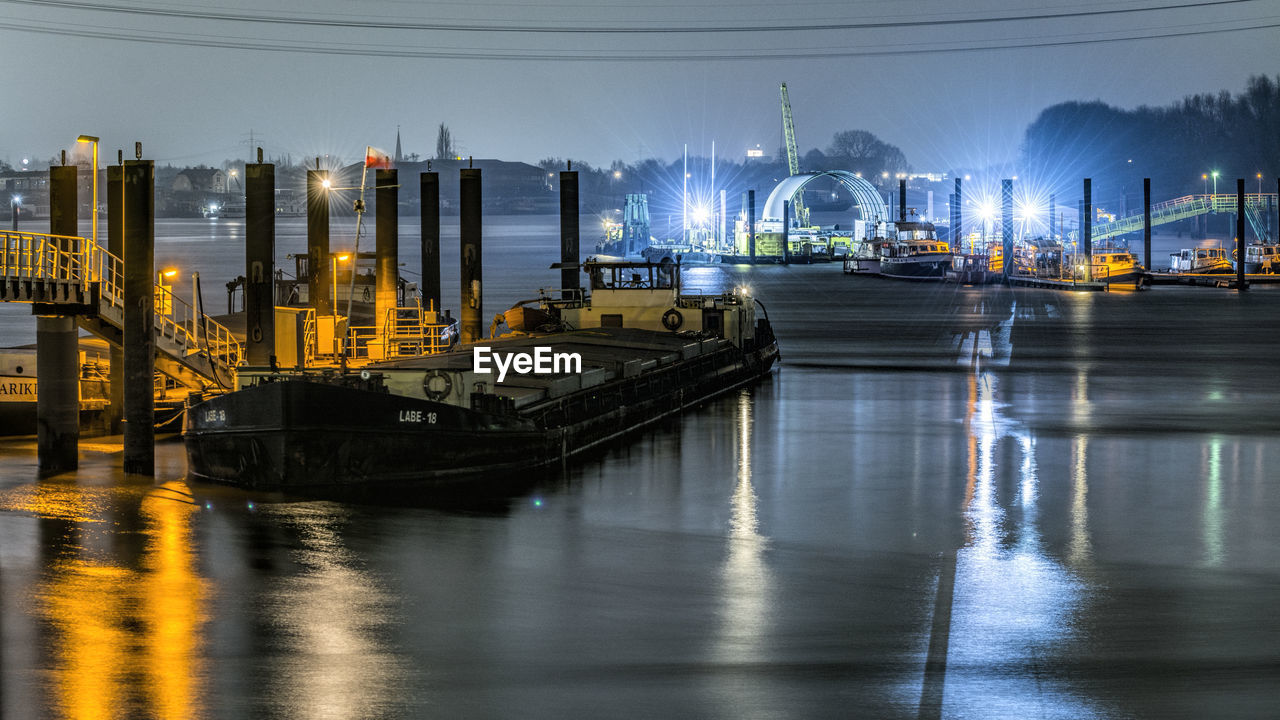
<box><xmin>2</xmin><ymin>217</ymin><xmax>1279</xmax><ymax>719</ymax></box>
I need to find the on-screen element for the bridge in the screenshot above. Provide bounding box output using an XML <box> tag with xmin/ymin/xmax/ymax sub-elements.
<box><xmin>1092</xmin><ymin>193</ymin><xmax>1277</xmax><ymax>242</ymax></box>
<box><xmin>762</xmin><ymin>170</ymin><xmax>890</xmax><ymax>226</ymax></box>
<box><xmin>1</xmin><ymin>230</ymin><xmax>242</xmax><ymax>389</ymax></box>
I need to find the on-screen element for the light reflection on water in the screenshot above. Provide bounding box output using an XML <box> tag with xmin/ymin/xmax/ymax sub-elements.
<box><xmin>15</xmin><ymin>480</ymin><xmax>208</xmax><ymax>720</ymax></box>
<box><xmin>943</xmin><ymin>371</ymin><xmax>1102</xmax><ymax>719</ymax></box>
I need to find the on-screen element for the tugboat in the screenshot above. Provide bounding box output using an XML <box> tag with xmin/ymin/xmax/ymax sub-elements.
<box><xmin>183</xmin><ymin>260</ymin><xmax>779</xmax><ymax>495</ymax></box>
<box><xmin>878</xmin><ymin>221</ymin><xmax>950</xmax><ymax>280</ymax></box>
<box><xmin>1238</xmin><ymin>244</ymin><xmax>1280</xmax><ymax>274</ymax></box>
<box><xmin>1169</xmin><ymin>247</ymin><xmax>1233</xmax><ymax>274</ymax></box>
<box><xmin>1067</xmin><ymin>248</ymin><xmax>1142</xmax><ymax>283</ymax></box>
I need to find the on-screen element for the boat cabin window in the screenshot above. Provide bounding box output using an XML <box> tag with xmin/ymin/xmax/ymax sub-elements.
<box><xmin>588</xmin><ymin>263</ymin><xmax>675</xmax><ymax>290</ymax></box>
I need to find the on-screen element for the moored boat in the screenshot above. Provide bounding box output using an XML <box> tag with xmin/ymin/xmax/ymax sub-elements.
<box><xmin>1237</xmin><ymin>244</ymin><xmax>1280</xmax><ymax>274</ymax></box>
<box><xmin>945</xmin><ymin>237</ymin><xmax>1004</xmax><ymax>285</ymax></box>
<box><xmin>1169</xmin><ymin>247</ymin><xmax>1233</xmax><ymax>274</ymax></box>
<box><xmin>183</xmin><ymin>260</ymin><xmax>778</xmax><ymax>494</ymax></box>
<box><xmin>878</xmin><ymin>221</ymin><xmax>950</xmax><ymax>280</ymax></box>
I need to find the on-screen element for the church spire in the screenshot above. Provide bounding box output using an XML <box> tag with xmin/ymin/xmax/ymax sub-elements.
<box><xmin>394</xmin><ymin>125</ymin><xmax>403</xmax><ymax>163</ymax></box>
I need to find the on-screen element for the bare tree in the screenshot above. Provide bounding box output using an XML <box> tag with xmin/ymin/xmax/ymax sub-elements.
<box><xmin>435</xmin><ymin>123</ymin><xmax>455</xmax><ymax>160</ymax></box>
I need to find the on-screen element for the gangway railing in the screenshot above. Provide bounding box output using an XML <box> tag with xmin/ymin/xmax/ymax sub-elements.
<box><xmin>1092</xmin><ymin>193</ymin><xmax>1278</xmax><ymax>241</ymax></box>
<box><xmin>0</xmin><ymin>230</ymin><xmax>243</xmax><ymax>387</ymax></box>
<box><xmin>346</xmin><ymin>299</ymin><xmax>456</xmax><ymax>361</ymax></box>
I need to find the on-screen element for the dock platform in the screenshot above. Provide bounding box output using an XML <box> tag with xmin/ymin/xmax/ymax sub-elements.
<box><xmin>1144</xmin><ymin>271</ymin><xmax>1280</xmax><ymax>288</ymax></box>
<box><xmin>1005</xmin><ymin>275</ymin><xmax>1108</xmax><ymax>291</ymax></box>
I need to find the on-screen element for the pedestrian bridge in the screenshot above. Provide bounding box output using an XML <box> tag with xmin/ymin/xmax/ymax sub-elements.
<box><xmin>1091</xmin><ymin>193</ymin><xmax>1277</xmax><ymax>242</ymax></box>
<box><xmin>0</xmin><ymin>230</ymin><xmax>241</xmax><ymax>389</ymax></box>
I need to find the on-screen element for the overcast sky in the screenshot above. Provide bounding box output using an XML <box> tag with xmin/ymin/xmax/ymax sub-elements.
<box><xmin>1</xmin><ymin>0</ymin><xmax>1276</xmax><ymax>172</ymax></box>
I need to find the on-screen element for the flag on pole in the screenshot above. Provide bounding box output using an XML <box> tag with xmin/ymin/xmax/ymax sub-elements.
<box><xmin>365</xmin><ymin>146</ymin><xmax>394</xmax><ymax>169</ymax></box>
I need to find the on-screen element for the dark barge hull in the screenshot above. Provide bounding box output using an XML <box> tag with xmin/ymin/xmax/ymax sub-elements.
<box><xmin>184</xmin><ymin>332</ymin><xmax>779</xmax><ymax>494</ymax></box>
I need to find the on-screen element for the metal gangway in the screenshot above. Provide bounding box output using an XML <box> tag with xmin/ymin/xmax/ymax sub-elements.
<box><xmin>0</xmin><ymin>230</ymin><xmax>242</xmax><ymax>389</ymax></box>
<box><xmin>1091</xmin><ymin>193</ymin><xmax>1278</xmax><ymax>242</ymax></box>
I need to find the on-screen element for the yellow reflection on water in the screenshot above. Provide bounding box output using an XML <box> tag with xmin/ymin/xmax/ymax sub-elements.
<box><xmin>715</xmin><ymin>390</ymin><xmax>770</xmax><ymax>663</ymax></box>
<box><xmin>27</xmin><ymin>481</ymin><xmax>208</xmax><ymax>720</ymax></box>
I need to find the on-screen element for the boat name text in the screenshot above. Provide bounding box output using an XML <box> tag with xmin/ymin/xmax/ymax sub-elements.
<box><xmin>399</xmin><ymin>410</ymin><xmax>438</xmax><ymax>423</ymax></box>
<box><xmin>473</xmin><ymin>346</ymin><xmax>583</xmax><ymax>382</ymax></box>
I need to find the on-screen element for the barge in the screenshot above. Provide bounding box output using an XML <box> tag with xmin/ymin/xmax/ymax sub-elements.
<box><xmin>183</xmin><ymin>260</ymin><xmax>779</xmax><ymax>494</ymax></box>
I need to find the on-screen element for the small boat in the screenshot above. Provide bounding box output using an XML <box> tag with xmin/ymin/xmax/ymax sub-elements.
<box><xmin>1237</xmin><ymin>244</ymin><xmax>1280</xmax><ymax>274</ymax></box>
<box><xmin>1169</xmin><ymin>247</ymin><xmax>1232</xmax><ymax>274</ymax></box>
<box><xmin>945</xmin><ymin>237</ymin><xmax>1004</xmax><ymax>285</ymax></box>
<box><xmin>878</xmin><ymin>221</ymin><xmax>950</xmax><ymax>280</ymax></box>
<box><xmin>1083</xmin><ymin>250</ymin><xmax>1142</xmax><ymax>283</ymax></box>
<box><xmin>184</xmin><ymin>260</ymin><xmax>779</xmax><ymax>495</ymax></box>
<box><xmin>842</xmin><ymin>237</ymin><xmax>888</xmax><ymax>274</ymax></box>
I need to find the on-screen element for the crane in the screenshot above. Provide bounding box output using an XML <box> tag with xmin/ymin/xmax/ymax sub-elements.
<box><xmin>779</xmin><ymin>82</ymin><xmax>810</xmax><ymax>228</ymax></box>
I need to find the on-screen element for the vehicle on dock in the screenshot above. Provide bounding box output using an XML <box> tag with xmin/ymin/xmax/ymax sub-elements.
<box><xmin>1237</xmin><ymin>244</ymin><xmax>1280</xmax><ymax>274</ymax></box>
<box><xmin>945</xmin><ymin>237</ymin><xmax>1004</xmax><ymax>284</ymax></box>
<box><xmin>1168</xmin><ymin>247</ymin><xmax>1232</xmax><ymax>274</ymax></box>
<box><xmin>878</xmin><ymin>221</ymin><xmax>950</xmax><ymax>280</ymax></box>
<box><xmin>183</xmin><ymin>260</ymin><xmax>779</xmax><ymax>495</ymax></box>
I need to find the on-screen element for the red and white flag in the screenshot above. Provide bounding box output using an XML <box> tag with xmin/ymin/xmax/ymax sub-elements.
<box><xmin>364</xmin><ymin>146</ymin><xmax>394</xmax><ymax>169</ymax></box>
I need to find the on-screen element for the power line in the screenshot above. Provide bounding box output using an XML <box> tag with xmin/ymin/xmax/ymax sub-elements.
<box><xmin>0</xmin><ymin>0</ymin><xmax>1268</xmax><ymax>34</ymax></box>
<box><xmin>0</xmin><ymin>10</ymin><xmax>1276</xmax><ymax>60</ymax></box>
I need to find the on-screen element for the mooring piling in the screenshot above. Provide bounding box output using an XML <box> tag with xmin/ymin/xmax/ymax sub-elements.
<box><xmin>375</xmin><ymin>168</ymin><xmax>398</xmax><ymax>349</ymax></box>
<box><xmin>306</xmin><ymin>169</ymin><xmax>331</xmax><ymax>317</ymax></box>
<box><xmin>459</xmin><ymin>167</ymin><xmax>483</xmax><ymax>343</ymax></box>
<box><xmin>420</xmin><ymin>170</ymin><xmax>441</xmax><ymax>313</ymax></box>
<box><xmin>122</xmin><ymin>159</ymin><xmax>155</xmax><ymax>476</ymax></box>
<box><xmin>1001</xmin><ymin>179</ymin><xmax>1013</xmax><ymax>278</ymax></box>
<box><xmin>244</xmin><ymin>159</ymin><xmax>275</xmax><ymax>366</ymax></box>
<box><xmin>35</xmin><ymin>164</ymin><xmax>80</xmax><ymax>474</ymax></box>
<box><xmin>560</xmin><ymin>169</ymin><xmax>579</xmax><ymax>296</ymax></box>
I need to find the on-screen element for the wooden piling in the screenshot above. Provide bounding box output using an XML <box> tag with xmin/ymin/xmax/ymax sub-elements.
<box><xmin>1083</xmin><ymin>179</ymin><xmax>1093</xmax><ymax>282</ymax></box>
<box><xmin>748</xmin><ymin>190</ymin><xmax>756</xmax><ymax>264</ymax></box>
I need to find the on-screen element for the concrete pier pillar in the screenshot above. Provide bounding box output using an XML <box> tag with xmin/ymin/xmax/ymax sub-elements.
<box><xmin>1237</xmin><ymin>179</ymin><xmax>1247</xmax><ymax>292</ymax></box>
<box><xmin>420</xmin><ymin>172</ymin><xmax>441</xmax><ymax>312</ymax></box>
<box><xmin>954</xmin><ymin>178</ymin><xmax>962</xmax><ymax>244</ymax></box>
<box><xmin>459</xmin><ymin>168</ymin><xmax>482</xmax><ymax>344</ymax></box>
<box><xmin>748</xmin><ymin>190</ymin><xmax>756</xmax><ymax>264</ymax></box>
<box><xmin>1001</xmin><ymin>179</ymin><xmax>1013</xmax><ymax>277</ymax></box>
<box><xmin>306</xmin><ymin>170</ymin><xmax>331</xmax><ymax>316</ymax></box>
<box><xmin>559</xmin><ymin>170</ymin><xmax>579</xmax><ymax>296</ymax></box>
<box><xmin>36</xmin><ymin>164</ymin><xmax>80</xmax><ymax>474</ymax></box>
<box><xmin>1143</xmin><ymin>179</ymin><xmax>1152</xmax><ymax>270</ymax></box>
<box><xmin>899</xmin><ymin>179</ymin><xmax>907</xmax><ymax>221</ymax></box>
<box><xmin>245</xmin><ymin>162</ymin><xmax>275</xmax><ymax>366</ymax></box>
<box><xmin>1083</xmin><ymin>179</ymin><xmax>1093</xmax><ymax>282</ymax></box>
<box><xmin>105</xmin><ymin>165</ymin><xmax>123</xmax><ymax>434</ymax></box>
<box><xmin>375</xmin><ymin>169</ymin><xmax>399</xmax><ymax>344</ymax></box>
<box><xmin>122</xmin><ymin>160</ymin><xmax>154</xmax><ymax>476</ymax></box>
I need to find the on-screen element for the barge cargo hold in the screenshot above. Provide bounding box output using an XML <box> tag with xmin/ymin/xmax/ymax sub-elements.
<box><xmin>183</xmin><ymin>261</ymin><xmax>779</xmax><ymax>494</ymax></box>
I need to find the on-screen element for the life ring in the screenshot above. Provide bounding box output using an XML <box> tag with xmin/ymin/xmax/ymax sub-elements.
<box><xmin>662</xmin><ymin>308</ymin><xmax>683</xmax><ymax>331</ymax></box>
<box><xmin>423</xmin><ymin>369</ymin><xmax>452</xmax><ymax>401</ymax></box>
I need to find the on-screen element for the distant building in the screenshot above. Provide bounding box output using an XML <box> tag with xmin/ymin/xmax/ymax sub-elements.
<box><xmin>172</xmin><ymin>168</ymin><xmax>227</xmax><ymax>194</ymax></box>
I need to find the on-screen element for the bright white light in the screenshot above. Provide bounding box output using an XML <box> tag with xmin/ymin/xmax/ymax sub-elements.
<box><xmin>321</xmin><ymin>178</ymin><xmax>332</xmax><ymax>189</ymax></box>
<box><xmin>11</xmin><ymin>195</ymin><xmax>21</xmax><ymax>205</ymax></box>
<box><xmin>1016</xmin><ymin>201</ymin><xmax>1044</xmax><ymax>221</ymax></box>
<box><xmin>691</xmin><ymin>204</ymin><xmax>710</xmax><ymax>226</ymax></box>
<box><xmin>976</xmin><ymin>201</ymin><xmax>996</xmax><ymax>221</ymax></box>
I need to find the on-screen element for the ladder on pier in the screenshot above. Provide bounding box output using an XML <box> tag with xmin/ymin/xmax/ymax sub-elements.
<box><xmin>1091</xmin><ymin>193</ymin><xmax>1277</xmax><ymax>242</ymax></box>
<box><xmin>0</xmin><ymin>230</ymin><xmax>242</xmax><ymax>389</ymax></box>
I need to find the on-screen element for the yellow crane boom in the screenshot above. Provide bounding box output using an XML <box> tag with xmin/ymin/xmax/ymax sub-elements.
<box><xmin>780</xmin><ymin>82</ymin><xmax>810</xmax><ymax>227</ymax></box>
